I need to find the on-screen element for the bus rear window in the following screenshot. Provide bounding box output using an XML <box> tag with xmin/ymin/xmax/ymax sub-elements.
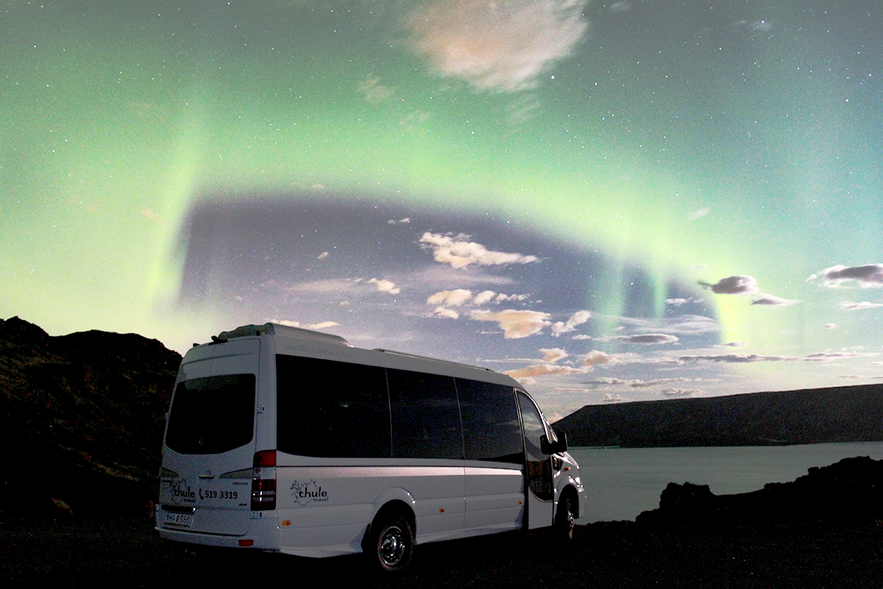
<box><xmin>165</xmin><ymin>374</ymin><xmax>256</xmax><ymax>454</ymax></box>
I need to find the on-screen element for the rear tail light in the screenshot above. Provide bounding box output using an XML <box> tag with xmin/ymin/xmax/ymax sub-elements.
<box><xmin>251</xmin><ymin>450</ymin><xmax>276</xmax><ymax>510</ymax></box>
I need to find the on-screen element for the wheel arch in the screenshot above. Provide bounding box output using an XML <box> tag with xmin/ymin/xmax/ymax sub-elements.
<box><xmin>362</xmin><ymin>498</ymin><xmax>416</xmax><ymax>553</ymax></box>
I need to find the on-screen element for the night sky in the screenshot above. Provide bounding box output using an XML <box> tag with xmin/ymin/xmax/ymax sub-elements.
<box><xmin>3</xmin><ymin>0</ymin><xmax>882</xmax><ymax>419</ymax></box>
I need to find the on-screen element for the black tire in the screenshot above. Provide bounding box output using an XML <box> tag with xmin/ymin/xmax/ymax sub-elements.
<box><xmin>368</xmin><ymin>513</ymin><xmax>414</xmax><ymax>573</ymax></box>
<box><xmin>553</xmin><ymin>492</ymin><xmax>576</xmax><ymax>541</ymax></box>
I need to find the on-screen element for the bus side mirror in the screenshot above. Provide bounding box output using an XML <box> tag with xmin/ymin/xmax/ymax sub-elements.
<box><xmin>541</xmin><ymin>432</ymin><xmax>568</xmax><ymax>455</ymax></box>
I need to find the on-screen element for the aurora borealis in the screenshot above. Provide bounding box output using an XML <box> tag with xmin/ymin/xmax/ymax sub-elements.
<box><xmin>3</xmin><ymin>0</ymin><xmax>881</xmax><ymax>419</ymax></box>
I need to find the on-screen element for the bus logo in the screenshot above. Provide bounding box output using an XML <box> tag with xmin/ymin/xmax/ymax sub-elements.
<box><xmin>290</xmin><ymin>480</ymin><xmax>329</xmax><ymax>505</ymax></box>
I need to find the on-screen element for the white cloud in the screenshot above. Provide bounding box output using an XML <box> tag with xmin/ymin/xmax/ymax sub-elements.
<box><xmin>471</xmin><ymin>308</ymin><xmax>551</xmax><ymax>338</ymax></box>
<box><xmin>688</xmin><ymin>207</ymin><xmax>710</xmax><ymax>221</ymax></box>
<box><xmin>582</xmin><ymin>350</ymin><xmax>610</xmax><ymax>367</ymax></box>
<box><xmin>551</xmin><ymin>309</ymin><xmax>592</xmax><ymax>337</ymax></box>
<box><xmin>809</xmin><ymin>264</ymin><xmax>883</xmax><ymax>288</ymax></box>
<box><xmin>751</xmin><ymin>294</ymin><xmax>801</xmax><ymax>306</ymax></box>
<box><xmin>427</xmin><ymin>288</ymin><xmax>473</xmax><ymax>306</ymax></box>
<box><xmin>306</xmin><ymin>320</ymin><xmax>340</xmax><ymax>330</ymax></box>
<box><xmin>840</xmin><ymin>301</ymin><xmax>883</xmax><ymax>310</ymax></box>
<box><xmin>432</xmin><ymin>306</ymin><xmax>460</xmax><ymax>319</ymax></box>
<box><xmin>420</xmin><ymin>232</ymin><xmax>539</xmax><ymax>268</ymax></box>
<box><xmin>473</xmin><ymin>290</ymin><xmax>497</xmax><ymax>305</ymax></box>
<box><xmin>388</xmin><ymin>217</ymin><xmax>411</xmax><ymax>224</ymax></box>
<box><xmin>275</xmin><ymin>319</ymin><xmax>340</xmax><ymax>330</ymax></box>
<box><xmin>540</xmin><ymin>347</ymin><xmax>568</xmax><ymax>363</ymax></box>
<box><xmin>404</xmin><ymin>0</ymin><xmax>589</xmax><ymax>92</ymax></box>
<box><xmin>601</xmin><ymin>393</ymin><xmax>626</xmax><ymax>403</ymax></box>
<box><xmin>368</xmin><ymin>278</ymin><xmax>401</xmax><ymax>295</ymax></box>
<box><xmin>505</xmin><ymin>363</ymin><xmax>573</xmax><ymax>379</ymax></box>
<box><xmin>662</xmin><ymin>388</ymin><xmax>702</xmax><ymax>398</ymax></box>
<box><xmin>587</xmin><ymin>376</ymin><xmax>692</xmax><ymax>388</ymax></box>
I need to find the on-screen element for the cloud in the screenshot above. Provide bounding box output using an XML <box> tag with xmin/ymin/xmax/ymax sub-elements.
<box><xmin>276</xmin><ymin>319</ymin><xmax>340</xmax><ymax>330</ymax></box>
<box><xmin>551</xmin><ymin>309</ymin><xmax>592</xmax><ymax>337</ymax></box>
<box><xmin>368</xmin><ymin>278</ymin><xmax>401</xmax><ymax>295</ymax></box>
<box><xmin>840</xmin><ymin>301</ymin><xmax>883</xmax><ymax>310</ymax></box>
<box><xmin>471</xmin><ymin>308</ymin><xmax>551</xmax><ymax>338</ymax></box>
<box><xmin>679</xmin><ymin>353</ymin><xmax>786</xmax><ymax>364</ymax></box>
<box><xmin>505</xmin><ymin>363</ymin><xmax>574</xmax><ymax>379</ymax></box>
<box><xmin>675</xmin><ymin>351</ymin><xmax>878</xmax><ymax>364</ymax></box>
<box><xmin>317</xmin><ymin>251</ymin><xmax>329</xmax><ymax>260</ymax></box>
<box><xmin>473</xmin><ymin>290</ymin><xmax>497</xmax><ymax>305</ymax></box>
<box><xmin>614</xmin><ymin>334</ymin><xmax>680</xmax><ymax>345</ymax></box>
<box><xmin>809</xmin><ymin>264</ymin><xmax>883</xmax><ymax>288</ymax></box>
<box><xmin>751</xmin><ymin>294</ymin><xmax>801</xmax><ymax>306</ymax></box>
<box><xmin>662</xmin><ymin>388</ymin><xmax>702</xmax><ymax>398</ymax></box>
<box><xmin>404</xmin><ymin>0</ymin><xmax>589</xmax><ymax>92</ymax></box>
<box><xmin>432</xmin><ymin>306</ymin><xmax>460</xmax><ymax>319</ymax></box>
<box><xmin>688</xmin><ymin>207</ymin><xmax>710</xmax><ymax>220</ymax></box>
<box><xmin>601</xmin><ymin>393</ymin><xmax>626</xmax><ymax>403</ymax></box>
<box><xmin>420</xmin><ymin>232</ymin><xmax>539</xmax><ymax>268</ymax></box>
<box><xmin>387</xmin><ymin>217</ymin><xmax>411</xmax><ymax>225</ymax></box>
<box><xmin>306</xmin><ymin>320</ymin><xmax>340</xmax><ymax>330</ymax></box>
<box><xmin>586</xmin><ymin>377</ymin><xmax>691</xmax><ymax>388</ymax></box>
<box><xmin>654</xmin><ymin>315</ymin><xmax>720</xmax><ymax>335</ymax></box>
<box><xmin>666</xmin><ymin>296</ymin><xmax>704</xmax><ymax>307</ymax></box>
<box><xmin>358</xmin><ymin>75</ymin><xmax>394</xmax><ymax>104</ymax></box>
<box><xmin>427</xmin><ymin>288</ymin><xmax>473</xmax><ymax>306</ymax></box>
<box><xmin>540</xmin><ymin>347</ymin><xmax>568</xmax><ymax>363</ymax></box>
<box><xmin>582</xmin><ymin>350</ymin><xmax>610</xmax><ymax>367</ymax></box>
<box><xmin>698</xmin><ymin>275</ymin><xmax>759</xmax><ymax>295</ymax></box>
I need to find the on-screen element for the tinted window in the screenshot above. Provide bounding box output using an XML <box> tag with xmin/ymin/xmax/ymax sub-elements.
<box><xmin>388</xmin><ymin>369</ymin><xmax>462</xmax><ymax>460</ymax></box>
<box><xmin>276</xmin><ymin>355</ymin><xmax>391</xmax><ymax>458</ymax></box>
<box><xmin>457</xmin><ymin>379</ymin><xmax>523</xmax><ymax>464</ymax></box>
<box><xmin>165</xmin><ymin>374</ymin><xmax>256</xmax><ymax>455</ymax></box>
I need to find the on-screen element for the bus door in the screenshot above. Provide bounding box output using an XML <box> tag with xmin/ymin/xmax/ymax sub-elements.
<box><xmin>516</xmin><ymin>391</ymin><xmax>554</xmax><ymax>529</ymax></box>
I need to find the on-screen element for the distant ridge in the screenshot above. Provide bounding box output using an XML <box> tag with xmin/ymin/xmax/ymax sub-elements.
<box><xmin>553</xmin><ymin>385</ymin><xmax>883</xmax><ymax>447</ymax></box>
<box><xmin>0</xmin><ymin>316</ymin><xmax>182</xmax><ymax>517</ymax></box>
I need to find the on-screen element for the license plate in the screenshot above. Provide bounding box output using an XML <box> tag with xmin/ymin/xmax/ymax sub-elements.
<box><xmin>164</xmin><ymin>512</ymin><xmax>193</xmax><ymax>527</ymax></box>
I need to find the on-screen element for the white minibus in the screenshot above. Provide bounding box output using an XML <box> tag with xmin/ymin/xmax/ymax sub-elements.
<box><xmin>155</xmin><ymin>323</ymin><xmax>586</xmax><ymax>572</ymax></box>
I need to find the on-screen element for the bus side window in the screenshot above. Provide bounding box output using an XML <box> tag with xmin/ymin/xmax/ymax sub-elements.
<box><xmin>276</xmin><ymin>355</ymin><xmax>391</xmax><ymax>458</ymax></box>
<box><xmin>457</xmin><ymin>379</ymin><xmax>523</xmax><ymax>464</ymax></box>
<box><xmin>387</xmin><ymin>369</ymin><xmax>462</xmax><ymax>460</ymax></box>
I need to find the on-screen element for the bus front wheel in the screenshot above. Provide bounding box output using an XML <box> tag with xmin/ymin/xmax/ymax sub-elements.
<box><xmin>554</xmin><ymin>492</ymin><xmax>576</xmax><ymax>541</ymax></box>
<box><xmin>368</xmin><ymin>513</ymin><xmax>414</xmax><ymax>573</ymax></box>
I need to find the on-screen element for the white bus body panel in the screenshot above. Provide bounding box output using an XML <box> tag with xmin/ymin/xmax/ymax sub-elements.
<box><xmin>157</xmin><ymin>339</ymin><xmax>262</xmax><ymax>538</ymax></box>
<box><xmin>156</xmin><ymin>325</ymin><xmax>586</xmax><ymax>558</ymax></box>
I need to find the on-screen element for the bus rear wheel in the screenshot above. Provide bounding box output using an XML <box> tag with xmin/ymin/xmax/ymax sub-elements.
<box><xmin>368</xmin><ymin>513</ymin><xmax>414</xmax><ymax>573</ymax></box>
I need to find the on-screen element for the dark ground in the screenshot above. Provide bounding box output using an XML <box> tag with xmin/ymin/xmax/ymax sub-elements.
<box><xmin>3</xmin><ymin>515</ymin><xmax>881</xmax><ymax>588</ymax></box>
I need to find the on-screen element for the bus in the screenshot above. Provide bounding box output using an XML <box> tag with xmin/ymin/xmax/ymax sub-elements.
<box><xmin>155</xmin><ymin>323</ymin><xmax>586</xmax><ymax>572</ymax></box>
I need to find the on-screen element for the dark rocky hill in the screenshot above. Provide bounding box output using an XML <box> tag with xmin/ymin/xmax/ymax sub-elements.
<box><xmin>0</xmin><ymin>317</ymin><xmax>181</xmax><ymax>517</ymax></box>
<box><xmin>553</xmin><ymin>384</ymin><xmax>883</xmax><ymax>447</ymax></box>
<box><xmin>635</xmin><ymin>456</ymin><xmax>883</xmax><ymax>526</ymax></box>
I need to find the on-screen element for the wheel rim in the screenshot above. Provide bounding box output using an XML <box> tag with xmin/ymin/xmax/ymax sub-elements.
<box><xmin>379</xmin><ymin>525</ymin><xmax>406</xmax><ymax>566</ymax></box>
<box><xmin>560</xmin><ymin>497</ymin><xmax>575</xmax><ymax>537</ymax></box>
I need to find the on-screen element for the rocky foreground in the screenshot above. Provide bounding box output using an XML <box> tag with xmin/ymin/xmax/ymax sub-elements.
<box><xmin>3</xmin><ymin>457</ymin><xmax>882</xmax><ymax>588</ymax></box>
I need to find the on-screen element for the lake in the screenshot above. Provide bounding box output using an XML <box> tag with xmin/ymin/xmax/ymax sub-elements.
<box><xmin>569</xmin><ymin>442</ymin><xmax>883</xmax><ymax>523</ymax></box>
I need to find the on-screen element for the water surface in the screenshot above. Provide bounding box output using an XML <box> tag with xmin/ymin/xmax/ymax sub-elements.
<box><xmin>569</xmin><ymin>442</ymin><xmax>883</xmax><ymax>522</ymax></box>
